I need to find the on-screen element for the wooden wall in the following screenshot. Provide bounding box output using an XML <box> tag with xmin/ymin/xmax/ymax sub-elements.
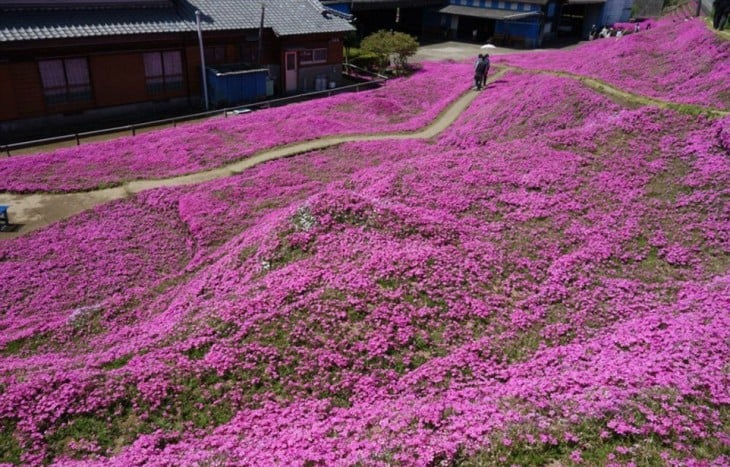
<box><xmin>90</xmin><ymin>53</ymin><xmax>147</xmax><ymax>107</ymax></box>
<box><xmin>0</xmin><ymin>29</ymin><xmax>345</xmax><ymax>124</ymax></box>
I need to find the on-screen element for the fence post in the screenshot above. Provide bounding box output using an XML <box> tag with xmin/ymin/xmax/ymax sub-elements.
<box><xmin>132</xmin><ymin>126</ymin><xmax>136</xmax><ymax>136</ymax></box>
<box><xmin>76</xmin><ymin>134</ymin><xmax>80</xmax><ymax>146</ymax></box>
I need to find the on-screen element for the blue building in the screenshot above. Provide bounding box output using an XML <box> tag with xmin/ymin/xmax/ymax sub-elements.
<box><xmin>439</xmin><ymin>0</ymin><xmax>633</xmax><ymax>47</ymax></box>
<box><xmin>440</xmin><ymin>0</ymin><xmax>555</xmax><ymax>47</ymax></box>
<box><xmin>323</xmin><ymin>1</ymin><xmax>447</xmax><ymax>39</ymax></box>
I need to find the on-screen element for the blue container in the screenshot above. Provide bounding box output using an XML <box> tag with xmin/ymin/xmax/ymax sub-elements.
<box><xmin>206</xmin><ymin>66</ymin><xmax>269</xmax><ymax>107</ymax></box>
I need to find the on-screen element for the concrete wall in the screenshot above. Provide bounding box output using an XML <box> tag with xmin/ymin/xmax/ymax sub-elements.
<box><xmin>297</xmin><ymin>64</ymin><xmax>344</xmax><ymax>92</ymax></box>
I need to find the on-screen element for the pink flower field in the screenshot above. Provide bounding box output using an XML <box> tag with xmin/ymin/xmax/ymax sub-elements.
<box><xmin>501</xmin><ymin>17</ymin><xmax>730</xmax><ymax>111</ymax></box>
<box><xmin>0</xmin><ymin>61</ymin><xmax>471</xmax><ymax>193</ymax></box>
<box><xmin>1</xmin><ymin>19</ymin><xmax>729</xmax><ymax>466</ymax></box>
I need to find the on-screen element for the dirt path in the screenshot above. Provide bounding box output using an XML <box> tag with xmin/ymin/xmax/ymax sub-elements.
<box><xmin>505</xmin><ymin>66</ymin><xmax>730</xmax><ymax>117</ymax></box>
<box><xmin>0</xmin><ymin>71</ymin><xmax>503</xmax><ymax>238</ymax></box>
<box><xmin>2</xmin><ymin>65</ymin><xmax>725</xmax><ymax>239</ymax></box>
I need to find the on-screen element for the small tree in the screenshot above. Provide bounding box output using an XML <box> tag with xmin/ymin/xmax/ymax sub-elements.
<box><xmin>360</xmin><ymin>30</ymin><xmax>392</xmax><ymax>70</ymax></box>
<box><xmin>390</xmin><ymin>31</ymin><xmax>419</xmax><ymax>72</ymax></box>
<box><xmin>361</xmin><ymin>30</ymin><xmax>419</xmax><ymax>74</ymax></box>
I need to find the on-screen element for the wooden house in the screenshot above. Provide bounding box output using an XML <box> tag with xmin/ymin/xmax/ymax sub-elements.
<box><xmin>0</xmin><ymin>0</ymin><xmax>354</xmax><ymax>141</ymax></box>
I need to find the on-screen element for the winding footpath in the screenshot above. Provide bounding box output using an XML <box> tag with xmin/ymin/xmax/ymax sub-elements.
<box><xmin>1</xmin><ymin>66</ymin><xmax>726</xmax><ymax>239</ymax></box>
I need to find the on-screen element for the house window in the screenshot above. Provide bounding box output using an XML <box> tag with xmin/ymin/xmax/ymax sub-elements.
<box><xmin>143</xmin><ymin>51</ymin><xmax>183</xmax><ymax>94</ymax></box>
<box><xmin>38</xmin><ymin>58</ymin><xmax>92</xmax><ymax>105</ymax></box>
<box><xmin>299</xmin><ymin>48</ymin><xmax>327</xmax><ymax>64</ymax></box>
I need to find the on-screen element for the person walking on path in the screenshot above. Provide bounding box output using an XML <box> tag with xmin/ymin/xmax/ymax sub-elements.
<box><xmin>474</xmin><ymin>54</ymin><xmax>487</xmax><ymax>90</ymax></box>
<box><xmin>481</xmin><ymin>54</ymin><xmax>490</xmax><ymax>89</ymax></box>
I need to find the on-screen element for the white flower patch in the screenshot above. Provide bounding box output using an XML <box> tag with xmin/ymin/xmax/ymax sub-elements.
<box><xmin>68</xmin><ymin>303</ymin><xmax>103</xmax><ymax>328</ymax></box>
<box><xmin>292</xmin><ymin>205</ymin><xmax>317</xmax><ymax>232</ymax></box>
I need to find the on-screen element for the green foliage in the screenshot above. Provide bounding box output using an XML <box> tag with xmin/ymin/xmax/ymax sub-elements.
<box><xmin>350</xmin><ymin>53</ymin><xmax>379</xmax><ymax>71</ymax></box>
<box><xmin>1</xmin><ymin>333</ymin><xmax>48</xmax><ymax>356</ymax></box>
<box><xmin>184</xmin><ymin>342</ymin><xmax>213</xmax><ymax>360</ymax></box>
<box><xmin>101</xmin><ymin>354</ymin><xmax>133</xmax><ymax>370</ymax></box>
<box><xmin>343</xmin><ymin>31</ymin><xmax>359</xmax><ymax>61</ymax></box>
<box><xmin>389</xmin><ymin>32</ymin><xmax>420</xmax><ymax>71</ymax></box>
<box><xmin>47</xmin><ymin>415</ymin><xmax>115</xmax><ymax>459</ymax></box>
<box><xmin>360</xmin><ymin>30</ymin><xmax>419</xmax><ymax>74</ymax></box>
<box><xmin>0</xmin><ymin>423</ymin><xmax>22</xmax><ymax>464</ymax></box>
<box><xmin>361</xmin><ymin>31</ymin><xmax>392</xmax><ymax>70</ymax></box>
<box><xmin>176</xmin><ymin>377</ymin><xmax>234</xmax><ymax>429</ymax></box>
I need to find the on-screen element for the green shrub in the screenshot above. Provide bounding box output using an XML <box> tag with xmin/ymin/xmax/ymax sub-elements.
<box><xmin>360</xmin><ymin>30</ymin><xmax>419</xmax><ymax>74</ymax></box>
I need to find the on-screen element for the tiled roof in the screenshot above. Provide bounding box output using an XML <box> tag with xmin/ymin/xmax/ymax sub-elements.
<box><xmin>0</xmin><ymin>5</ymin><xmax>190</xmax><ymax>41</ymax></box>
<box><xmin>440</xmin><ymin>4</ymin><xmax>544</xmax><ymax>18</ymax></box>
<box><xmin>0</xmin><ymin>0</ymin><xmax>354</xmax><ymax>42</ymax></box>
<box><xmin>322</xmin><ymin>0</ymin><xmax>446</xmax><ymax>10</ymax></box>
<box><xmin>180</xmin><ymin>0</ymin><xmax>354</xmax><ymax>36</ymax></box>
<box><xmin>323</xmin><ymin>0</ymin><xmax>445</xmax><ymax>4</ymax></box>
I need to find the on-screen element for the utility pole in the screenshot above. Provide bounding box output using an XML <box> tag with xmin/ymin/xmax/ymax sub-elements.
<box><xmin>258</xmin><ymin>4</ymin><xmax>265</xmax><ymax>66</ymax></box>
<box><xmin>195</xmin><ymin>10</ymin><xmax>209</xmax><ymax>110</ymax></box>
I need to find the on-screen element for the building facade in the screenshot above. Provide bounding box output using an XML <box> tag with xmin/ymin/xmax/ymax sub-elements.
<box><xmin>0</xmin><ymin>0</ymin><xmax>354</xmax><ymax>141</ymax></box>
<box><xmin>323</xmin><ymin>0</ymin><xmax>447</xmax><ymax>39</ymax></box>
<box><xmin>438</xmin><ymin>0</ymin><xmax>633</xmax><ymax>46</ymax></box>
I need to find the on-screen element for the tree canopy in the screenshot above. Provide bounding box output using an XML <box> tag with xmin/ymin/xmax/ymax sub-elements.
<box><xmin>360</xmin><ymin>30</ymin><xmax>419</xmax><ymax>74</ymax></box>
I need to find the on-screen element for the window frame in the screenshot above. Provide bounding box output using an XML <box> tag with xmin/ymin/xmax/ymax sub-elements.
<box><xmin>38</xmin><ymin>57</ymin><xmax>92</xmax><ymax>106</ymax></box>
<box><xmin>143</xmin><ymin>50</ymin><xmax>184</xmax><ymax>95</ymax></box>
<box><xmin>299</xmin><ymin>48</ymin><xmax>327</xmax><ymax>65</ymax></box>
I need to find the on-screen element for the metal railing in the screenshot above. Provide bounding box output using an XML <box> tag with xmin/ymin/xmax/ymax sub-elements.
<box><xmin>1</xmin><ymin>71</ymin><xmax>387</xmax><ymax>156</ymax></box>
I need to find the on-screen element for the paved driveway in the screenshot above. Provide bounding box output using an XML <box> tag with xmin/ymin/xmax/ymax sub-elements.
<box><xmin>413</xmin><ymin>39</ymin><xmax>581</xmax><ymax>62</ymax></box>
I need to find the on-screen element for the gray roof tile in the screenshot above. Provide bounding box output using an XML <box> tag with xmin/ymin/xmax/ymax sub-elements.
<box><xmin>0</xmin><ymin>6</ymin><xmax>190</xmax><ymax>41</ymax></box>
<box><xmin>180</xmin><ymin>0</ymin><xmax>354</xmax><ymax>36</ymax></box>
<box><xmin>0</xmin><ymin>0</ymin><xmax>354</xmax><ymax>42</ymax></box>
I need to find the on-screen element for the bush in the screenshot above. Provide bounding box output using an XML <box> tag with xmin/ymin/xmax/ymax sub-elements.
<box><xmin>360</xmin><ymin>30</ymin><xmax>419</xmax><ymax>74</ymax></box>
<box><xmin>350</xmin><ymin>53</ymin><xmax>379</xmax><ymax>70</ymax></box>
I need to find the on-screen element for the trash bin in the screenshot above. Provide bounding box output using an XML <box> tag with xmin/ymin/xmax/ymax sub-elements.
<box><xmin>315</xmin><ymin>76</ymin><xmax>326</xmax><ymax>91</ymax></box>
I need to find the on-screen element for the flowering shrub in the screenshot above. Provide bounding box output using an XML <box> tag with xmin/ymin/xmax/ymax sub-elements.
<box><xmin>0</xmin><ymin>62</ymin><xmax>472</xmax><ymax>193</ymax></box>
<box><xmin>500</xmin><ymin>18</ymin><xmax>730</xmax><ymax>110</ymax></box>
<box><xmin>438</xmin><ymin>71</ymin><xmax>625</xmax><ymax>147</ymax></box>
<box><xmin>0</xmin><ymin>19</ymin><xmax>728</xmax><ymax>466</ymax></box>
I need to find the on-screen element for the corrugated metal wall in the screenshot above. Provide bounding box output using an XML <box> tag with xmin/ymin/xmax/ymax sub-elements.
<box><xmin>602</xmin><ymin>0</ymin><xmax>633</xmax><ymax>25</ymax></box>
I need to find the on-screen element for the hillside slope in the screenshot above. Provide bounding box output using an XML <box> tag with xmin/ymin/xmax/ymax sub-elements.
<box><xmin>0</xmin><ymin>19</ymin><xmax>728</xmax><ymax>466</ymax></box>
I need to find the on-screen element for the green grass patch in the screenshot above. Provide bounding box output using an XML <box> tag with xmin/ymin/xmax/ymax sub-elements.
<box><xmin>237</xmin><ymin>244</ymin><xmax>258</xmax><ymax>264</ymax></box>
<box><xmin>1</xmin><ymin>332</ymin><xmax>49</xmax><ymax>356</ymax></box>
<box><xmin>185</xmin><ymin>343</ymin><xmax>213</xmax><ymax>361</ymax></box>
<box><xmin>0</xmin><ymin>423</ymin><xmax>22</xmax><ymax>464</ymax></box>
<box><xmin>645</xmin><ymin>159</ymin><xmax>692</xmax><ymax>201</ymax></box>
<box><xmin>100</xmin><ymin>354</ymin><xmax>133</xmax><ymax>370</ymax></box>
